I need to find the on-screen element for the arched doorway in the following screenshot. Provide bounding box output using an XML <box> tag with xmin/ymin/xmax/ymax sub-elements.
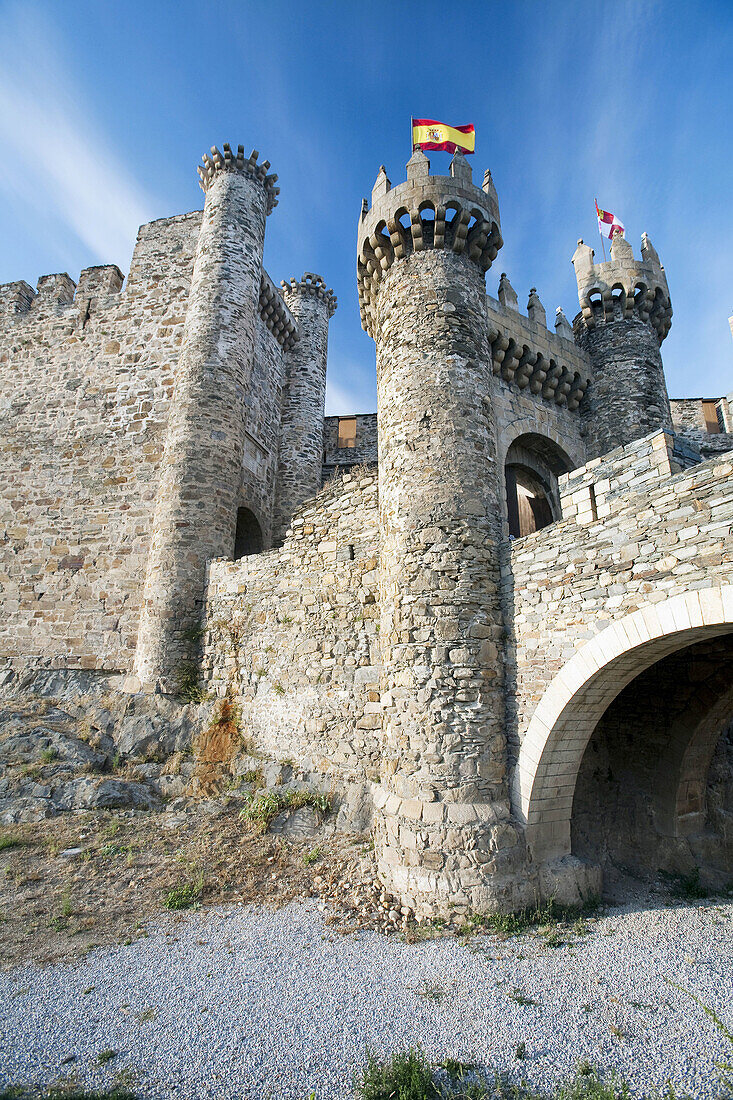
<box><xmin>514</xmin><ymin>588</ymin><xmax>733</xmax><ymax>886</ymax></box>
<box><xmin>504</xmin><ymin>433</ymin><xmax>575</xmax><ymax>538</ymax></box>
<box><xmin>233</xmin><ymin>507</ymin><xmax>263</xmax><ymax>559</ymax></box>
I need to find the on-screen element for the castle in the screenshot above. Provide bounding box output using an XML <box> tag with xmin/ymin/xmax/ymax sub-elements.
<box><xmin>1</xmin><ymin>142</ymin><xmax>731</xmax><ymax>916</ymax></box>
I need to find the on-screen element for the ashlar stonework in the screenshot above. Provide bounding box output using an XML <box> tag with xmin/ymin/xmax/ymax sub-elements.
<box><xmin>0</xmin><ymin>141</ymin><xmax>731</xmax><ymax>916</ymax></box>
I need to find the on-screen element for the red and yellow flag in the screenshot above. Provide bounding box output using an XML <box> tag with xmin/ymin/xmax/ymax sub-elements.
<box><xmin>412</xmin><ymin>118</ymin><xmax>475</xmax><ymax>155</ymax></box>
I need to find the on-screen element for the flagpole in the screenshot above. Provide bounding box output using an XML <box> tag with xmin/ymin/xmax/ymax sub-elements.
<box><xmin>595</xmin><ymin>198</ymin><xmax>607</xmax><ymax>262</ymax></box>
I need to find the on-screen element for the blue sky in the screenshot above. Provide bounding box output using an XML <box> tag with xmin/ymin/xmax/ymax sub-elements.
<box><xmin>0</xmin><ymin>0</ymin><xmax>731</xmax><ymax>412</ymax></box>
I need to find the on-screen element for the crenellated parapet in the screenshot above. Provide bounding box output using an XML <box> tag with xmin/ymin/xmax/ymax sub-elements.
<box><xmin>197</xmin><ymin>144</ymin><xmax>280</xmax><ymax>215</ymax></box>
<box><xmin>0</xmin><ymin>280</ymin><xmax>35</xmax><ymax>320</ymax></box>
<box><xmin>280</xmin><ymin>272</ymin><xmax>337</xmax><ymax>318</ymax></box>
<box><xmin>572</xmin><ymin>231</ymin><xmax>672</xmax><ymax>343</ymax></box>
<box><xmin>258</xmin><ymin>272</ymin><xmax>298</xmax><ymax>349</ymax></box>
<box><xmin>0</xmin><ymin>266</ymin><xmax>125</xmax><ymax>328</ymax></box>
<box><xmin>357</xmin><ymin>150</ymin><xmax>503</xmax><ymax>336</ymax></box>
<box><xmin>486</xmin><ymin>280</ymin><xmax>590</xmax><ymax>411</ymax></box>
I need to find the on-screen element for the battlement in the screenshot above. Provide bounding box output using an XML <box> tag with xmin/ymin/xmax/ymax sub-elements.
<box><xmin>280</xmin><ymin>272</ymin><xmax>337</xmax><ymax>318</ymax></box>
<box><xmin>486</xmin><ymin>277</ymin><xmax>590</xmax><ymax>410</ymax></box>
<box><xmin>357</xmin><ymin>150</ymin><xmax>503</xmax><ymax>336</ymax></box>
<box><xmin>259</xmin><ymin>271</ymin><xmax>298</xmax><ymax>349</ymax></box>
<box><xmin>0</xmin><ymin>264</ymin><xmax>125</xmax><ymax>325</ymax></box>
<box><xmin>197</xmin><ymin>144</ymin><xmax>280</xmax><ymax>215</ymax></box>
<box><xmin>572</xmin><ymin>231</ymin><xmax>672</xmax><ymax>343</ymax></box>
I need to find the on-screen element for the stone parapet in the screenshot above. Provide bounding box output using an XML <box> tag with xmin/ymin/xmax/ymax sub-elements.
<box><xmin>0</xmin><ymin>265</ymin><xmax>125</xmax><ymax>331</ymax></box>
<box><xmin>485</xmin><ymin>287</ymin><xmax>590</xmax><ymax>410</ymax></box>
<box><xmin>559</xmin><ymin>430</ymin><xmax>679</xmax><ymax>524</ymax></box>
<box><xmin>357</xmin><ymin>150</ymin><xmax>502</xmax><ymax>337</ymax></box>
<box><xmin>197</xmin><ymin>144</ymin><xmax>280</xmax><ymax>214</ymax></box>
<box><xmin>258</xmin><ymin>271</ymin><xmax>298</xmax><ymax>349</ymax></box>
<box><xmin>281</xmin><ymin>272</ymin><xmax>337</xmax><ymax>317</ymax></box>
<box><xmin>572</xmin><ymin>231</ymin><xmax>672</xmax><ymax>343</ymax></box>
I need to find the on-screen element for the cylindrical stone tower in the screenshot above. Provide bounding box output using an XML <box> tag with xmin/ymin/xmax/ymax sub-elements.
<box><xmin>359</xmin><ymin>151</ymin><xmax>531</xmax><ymax>918</ymax></box>
<box><xmin>133</xmin><ymin>144</ymin><xmax>280</xmax><ymax>692</ymax></box>
<box><xmin>572</xmin><ymin>230</ymin><xmax>673</xmax><ymax>456</ymax></box>
<box><xmin>272</xmin><ymin>273</ymin><xmax>337</xmax><ymax>544</ymax></box>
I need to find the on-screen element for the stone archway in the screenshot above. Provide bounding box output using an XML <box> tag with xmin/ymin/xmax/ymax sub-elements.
<box><xmin>499</xmin><ymin>425</ymin><xmax>579</xmax><ymax>538</ymax></box>
<box><xmin>513</xmin><ymin>587</ymin><xmax>733</xmax><ymax>868</ymax></box>
<box><xmin>570</xmin><ymin>635</ymin><xmax>733</xmax><ymax>880</ymax></box>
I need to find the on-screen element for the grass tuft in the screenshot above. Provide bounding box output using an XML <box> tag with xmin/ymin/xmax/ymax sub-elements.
<box><xmin>467</xmin><ymin>896</ymin><xmax>600</xmax><ymax>939</ymax></box>
<box><xmin>0</xmin><ymin>835</ymin><xmax>23</xmax><ymax>853</ymax></box>
<box><xmin>163</xmin><ymin>873</ymin><xmax>203</xmax><ymax>911</ymax></box>
<box><xmin>660</xmin><ymin>867</ymin><xmax>709</xmax><ymax>900</ymax></box>
<box><xmin>176</xmin><ymin>664</ymin><xmax>210</xmax><ymax>704</ymax></box>
<box><xmin>355</xmin><ymin>1047</ymin><xmax>438</xmax><ymax>1100</ymax></box>
<box><xmin>240</xmin><ymin>788</ymin><xmax>331</xmax><ymax>832</ymax></box>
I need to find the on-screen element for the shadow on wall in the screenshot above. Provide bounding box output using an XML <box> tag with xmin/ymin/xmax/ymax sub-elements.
<box><xmin>572</xmin><ymin>633</ymin><xmax>733</xmax><ymax>885</ymax></box>
<box><xmin>234</xmin><ymin>507</ymin><xmax>263</xmax><ymax>559</ymax></box>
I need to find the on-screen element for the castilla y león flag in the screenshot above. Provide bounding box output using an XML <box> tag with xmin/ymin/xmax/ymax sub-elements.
<box><xmin>595</xmin><ymin>200</ymin><xmax>625</xmax><ymax>240</ymax></box>
<box><xmin>412</xmin><ymin>118</ymin><xmax>475</xmax><ymax>155</ymax></box>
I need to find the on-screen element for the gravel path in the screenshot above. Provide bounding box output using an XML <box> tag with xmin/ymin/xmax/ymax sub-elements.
<box><xmin>1</xmin><ymin>897</ymin><xmax>732</xmax><ymax>1098</ymax></box>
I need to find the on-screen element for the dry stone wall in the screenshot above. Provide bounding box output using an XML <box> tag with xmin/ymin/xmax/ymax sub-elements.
<box><xmin>202</xmin><ymin>470</ymin><xmax>381</xmax><ymax>787</ymax></box>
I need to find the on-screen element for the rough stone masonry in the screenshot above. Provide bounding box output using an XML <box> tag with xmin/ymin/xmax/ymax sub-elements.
<box><xmin>0</xmin><ymin>141</ymin><xmax>731</xmax><ymax>916</ymax></box>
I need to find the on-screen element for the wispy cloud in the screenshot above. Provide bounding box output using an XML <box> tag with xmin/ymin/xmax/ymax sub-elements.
<box><xmin>325</xmin><ymin>372</ymin><xmax>376</xmax><ymax>416</ymax></box>
<box><xmin>0</xmin><ymin>4</ymin><xmax>155</xmax><ymax>270</ymax></box>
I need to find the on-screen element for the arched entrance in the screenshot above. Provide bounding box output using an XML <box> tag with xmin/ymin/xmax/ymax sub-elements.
<box><xmin>503</xmin><ymin>432</ymin><xmax>575</xmax><ymax>538</ymax></box>
<box><xmin>233</xmin><ymin>507</ymin><xmax>263</xmax><ymax>559</ymax></box>
<box><xmin>514</xmin><ymin>588</ymin><xmax>733</xmax><ymax>881</ymax></box>
<box><xmin>572</xmin><ymin>634</ymin><xmax>733</xmax><ymax>883</ymax></box>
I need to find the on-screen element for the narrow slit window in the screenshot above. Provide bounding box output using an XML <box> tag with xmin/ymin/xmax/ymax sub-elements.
<box><xmin>337</xmin><ymin>417</ymin><xmax>357</xmax><ymax>449</ymax></box>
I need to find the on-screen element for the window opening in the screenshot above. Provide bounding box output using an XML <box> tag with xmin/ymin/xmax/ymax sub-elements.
<box><xmin>337</xmin><ymin>417</ymin><xmax>357</xmax><ymax>449</ymax></box>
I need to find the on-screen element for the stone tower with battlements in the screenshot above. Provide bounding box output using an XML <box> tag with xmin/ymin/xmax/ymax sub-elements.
<box><xmin>357</xmin><ymin>150</ymin><xmax>532</xmax><ymax>913</ymax></box>
<box><xmin>273</xmin><ymin>274</ymin><xmax>337</xmax><ymax>546</ymax></box>
<box><xmin>132</xmin><ymin>146</ymin><xmax>285</xmax><ymax>691</ymax></box>
<box><xmin>572</xmin><ymin>229</ymin><xmax>673</xmax><ymax>455</ymax></box>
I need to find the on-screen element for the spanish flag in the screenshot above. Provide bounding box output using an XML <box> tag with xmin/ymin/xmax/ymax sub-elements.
<box><xmin>412</xmin><ymin>118</ymin><xmax>475</xmax><ymax>155</ymax></box>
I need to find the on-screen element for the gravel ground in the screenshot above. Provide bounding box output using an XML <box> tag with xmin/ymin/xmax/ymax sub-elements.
<box><xmin>1</xmin><ymin>896</ymin><xmax>732</xmax><ymax>1099</ymax></box>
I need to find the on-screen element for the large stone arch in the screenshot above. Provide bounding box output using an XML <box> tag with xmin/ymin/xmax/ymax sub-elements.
<box><xmin>514</xmin><ymin>586</ymin><xmax>733</xmax><ymax>864</ymax></box>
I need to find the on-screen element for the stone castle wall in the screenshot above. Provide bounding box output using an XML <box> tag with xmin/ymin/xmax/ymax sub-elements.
<box><xmin>323</xmin><ymin>414</ymin><xmax>378</xmax><ymax>479</ymax></box>
<box><xmin>508</xmin><ymin>432</ymin><xmax>733</xmax><ymax>751</ymax></box>
<box><xmin>0</xmin><ymin>205</ymin><xmax>291</xmax><ymax>676</ymax></box>
<box><xmin>202</xmin><ymin>469</ymin><xmax>381</xmax><ymax>787</ymax></box>
<box><xmin>0</xmin><ymin>212</ymin><xmax>202</xmax><ymax>671</ymax></box>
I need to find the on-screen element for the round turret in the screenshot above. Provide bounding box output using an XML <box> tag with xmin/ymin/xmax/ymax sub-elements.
<box><xmin>133</xmin><ymin>145</ymin><xmax>276</xmax><ymax>691</ymax></box>
<box><xmin>357</xmin><ymin>150</ymin><xmax>502</xmax><ymax>338</ymax></box>
<box><xmin>359</xmin><ymin>152</ymin><xmax>528</xmax><ymax>918</ymax></box>
<box><xmin>572</xmin><ymin>231</ymin><xmax>673</xmax><ymax>454</ymax></box>
<box><xmin>272</xmin><ymin>273</ymin><xmax>337</xmax><ymax>545</ymax></box>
